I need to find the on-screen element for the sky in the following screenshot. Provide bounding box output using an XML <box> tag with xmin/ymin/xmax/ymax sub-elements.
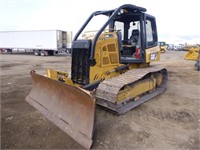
<box><xmin>1</xmin><ymin>0</ymin><xmax>200</xmax><ymax>45</ymax></box>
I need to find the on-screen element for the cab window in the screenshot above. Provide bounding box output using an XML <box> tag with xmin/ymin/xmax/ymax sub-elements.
<box><xmin>114</xmin><ymin>21</ymin><xmax>124</xmax><ymax>40</ymax></box>
<box><xmin>146</xmin><ymin>17</ymin><xmax>157</xmax><ymax>48</ymax></box>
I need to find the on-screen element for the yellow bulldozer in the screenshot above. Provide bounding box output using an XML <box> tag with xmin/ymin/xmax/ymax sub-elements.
<box><xmin>26</xmin><ymin>4</ymin><xmax>168</xmax><ymax>149</ymax></box>
<box><xmin>184</xmin><ymin>45</ymin><xmax>200</xmax><ymax>60</ymax></box>
<box><xmin>158</xmin><ymin>41</ymin><xmax>167</xmax><ymax>53</ymax></box>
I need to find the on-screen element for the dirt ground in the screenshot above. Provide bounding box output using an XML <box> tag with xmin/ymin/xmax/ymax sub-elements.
<box><xmin>1</xmin><ymin>51</ymin><xmax>200</xmax><ymax>149</ymax></box>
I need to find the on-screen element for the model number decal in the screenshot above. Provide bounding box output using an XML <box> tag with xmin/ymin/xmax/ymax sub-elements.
<box><xmin>150</xmin><ymin>53</ymin><xmax>157</xmax><ymax>60</ymax></box>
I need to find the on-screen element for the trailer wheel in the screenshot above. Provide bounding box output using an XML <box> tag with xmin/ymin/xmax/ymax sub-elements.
<box><xmin>66</xmin><ymin>49</ymin><xmax>71</xmax><ymax>53</ymax></box>
<box><xmin>34</xmin><ymin>50</ymin><xmax>40</xmax><ymax>56</ymax></box>
<box><xmin>40</xmin><ymin>50</ymin><xmax>49</xmax><ymax>56</ymax></box>
<box><xmin>47</xmin><ymin>50</ymin><xmax>54</xmax><ymax>56</ymax></box>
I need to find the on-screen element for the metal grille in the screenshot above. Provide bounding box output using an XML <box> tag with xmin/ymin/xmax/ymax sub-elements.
<box><xmin>71</xmin><ymin>40</ymin><xmax>91</xmax><ymax>85</ymax></box>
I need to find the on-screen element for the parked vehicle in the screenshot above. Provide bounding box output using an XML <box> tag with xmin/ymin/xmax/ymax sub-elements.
<box><xmin>167</xmin><ymin>44</ymin><xmax>175</xmax><ymax>50</ymax></box>
<box><xmin>158</xmin><ymin>41</ymin><xmax>167</xmax><ymax>53</ymax></box>
<box><xmin>26</xmin><ymin>4</ymin><xmax>168</xmax><ymax>149</ymax></box>
<box><xmin>0</xmin><ymin>30</ymin><xmax>72</xmax><ymax>56</ymax></box>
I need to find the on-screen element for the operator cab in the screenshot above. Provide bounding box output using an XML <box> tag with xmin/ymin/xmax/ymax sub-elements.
<box><xmin>111</xmin><ymin>9</ymin><xmax>158</xmax><ymax>63</ymax></box>
<box><xmin>72</xmin><ymin>4</ymin><xmax>158</xmax><ymax>67</ymax></box>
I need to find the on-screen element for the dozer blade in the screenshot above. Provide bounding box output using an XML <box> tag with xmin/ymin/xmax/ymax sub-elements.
<box><xmin>25</xmin><ymin>71</ymin><xmax>95</xmax><ymax>149</ymax></box>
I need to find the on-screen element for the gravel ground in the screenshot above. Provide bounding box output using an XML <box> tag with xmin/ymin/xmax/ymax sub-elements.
<box><xmin>1</xmin><ymin>51</ymin><xmax>200</xmax><ymax>149</ymax></box>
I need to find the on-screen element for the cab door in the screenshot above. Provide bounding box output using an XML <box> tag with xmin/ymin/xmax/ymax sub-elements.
<box><xmin>144</xmin><ymin>14</ymin><xmax>160</xmax><ymax>62</ymax></box>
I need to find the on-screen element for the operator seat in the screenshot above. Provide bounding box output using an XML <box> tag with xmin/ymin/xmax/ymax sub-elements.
<box><xmin>129</xmin><ymin>29</ymin><xmax>140</xmax><ymax>46</ymax></box>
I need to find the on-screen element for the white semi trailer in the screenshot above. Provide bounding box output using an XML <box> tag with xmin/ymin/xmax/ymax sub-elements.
<box><xmin>0</xmin><ymin>30</ymin><xmax>72</xmax><ymax>56</ymax></box>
